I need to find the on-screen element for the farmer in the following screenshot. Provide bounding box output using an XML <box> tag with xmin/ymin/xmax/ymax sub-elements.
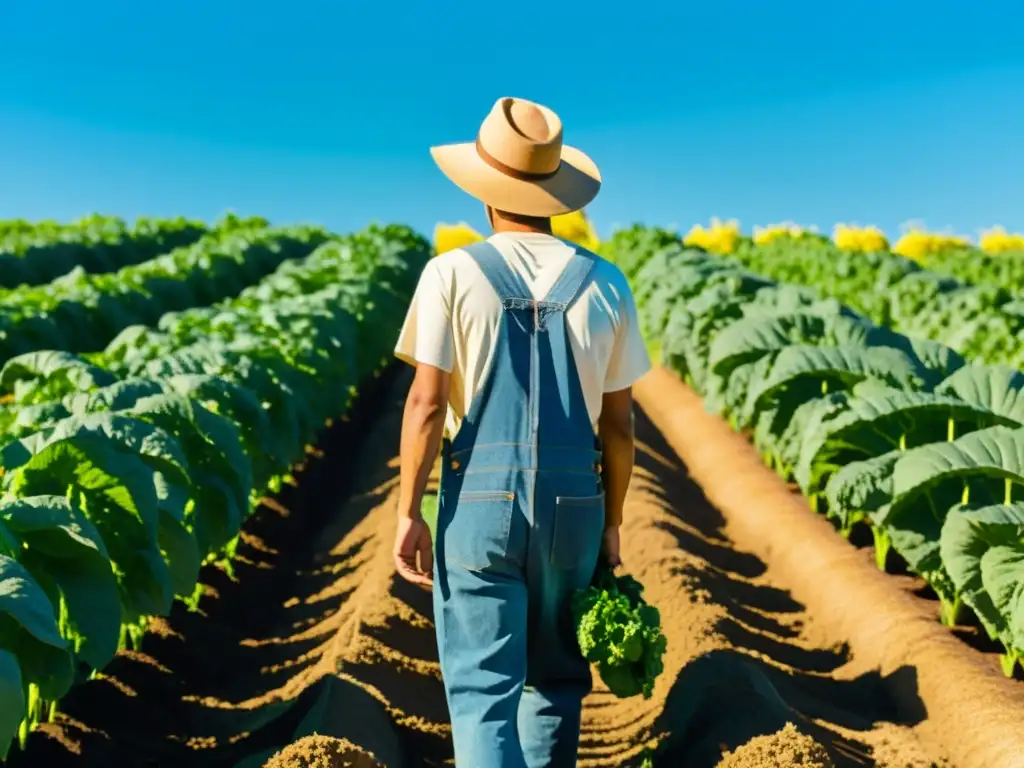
<box><xmin>392</xmin><ymin>96</ymin><xmax>651</xmax><ymax>767</ymax></box>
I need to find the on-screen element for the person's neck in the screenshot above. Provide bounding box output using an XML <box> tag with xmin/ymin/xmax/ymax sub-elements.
<box><xmin>492</xmin><ymin>220</ymin><xmax>553</xmax><ymax>236</ymax></box>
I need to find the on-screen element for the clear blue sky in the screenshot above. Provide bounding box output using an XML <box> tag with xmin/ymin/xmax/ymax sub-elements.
<box><xmin>1</xmin><ymin>1</ymin><xmax>1022</xmax><ymax>241</ymax></box>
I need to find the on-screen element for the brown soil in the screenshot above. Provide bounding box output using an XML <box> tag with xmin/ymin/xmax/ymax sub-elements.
<box><xmin>264</xmin><ymin>736</ymin><xmax>383</xmax><ymax>768</ymax></box>
<box><xmin>8</xmin><ymin>366</ymin><xmax>949</xmax><ymax>768</ymax></box>
<box><xmin>717</xmin><ymin>723</ymin><xmax>835</xmax><ymax>768</ymax></box>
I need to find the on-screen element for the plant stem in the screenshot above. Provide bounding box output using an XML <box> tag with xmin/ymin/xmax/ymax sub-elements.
<box><xmin>872</xmin><ymin>526</ymin><xmax>891</xmax><ymax>571</ymax></box>
<box><xmin>940</xmin><ymin>595</ymin><xmax>964</xmax><ymax>628</ymax></box>
<box><xmin>1000</xmin><ymin>649</ymin><xmax>1020</xmax><ymax>678</ymax></box>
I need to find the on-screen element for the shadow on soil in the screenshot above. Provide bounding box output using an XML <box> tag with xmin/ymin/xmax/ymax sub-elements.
<box><xmin>631</xmin><ymin>406</ymin><xmax>928</xmax><ymax>768</ymax></box>
<box><xmin>7</xmin><ymin>365</ymin><xmax>417</xmax><ymax>768</ymax></box>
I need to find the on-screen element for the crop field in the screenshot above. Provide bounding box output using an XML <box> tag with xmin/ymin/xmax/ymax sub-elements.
<box><xmin>2</xmin><ymin>214</ymin><xmax>1024</xmax><ymax>768</ymax></box>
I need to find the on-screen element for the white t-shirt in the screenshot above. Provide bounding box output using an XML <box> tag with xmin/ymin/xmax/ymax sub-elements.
<box><xmin>395</xmin><ymin>232</ymin><xmax>651</xmax><ymax>439</ymax></box>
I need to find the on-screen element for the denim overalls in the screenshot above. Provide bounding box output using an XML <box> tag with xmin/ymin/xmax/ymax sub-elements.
<box><xmin>433</xmin><ymin>240</ymin><xmax>606</xmax><ymax>767</ymax></box>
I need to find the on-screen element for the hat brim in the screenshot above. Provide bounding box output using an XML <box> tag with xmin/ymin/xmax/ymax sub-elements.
<box><xmin>430</xmin><ymin>142</ymin><xmax>601</xmax><ymax>218</ymax></box>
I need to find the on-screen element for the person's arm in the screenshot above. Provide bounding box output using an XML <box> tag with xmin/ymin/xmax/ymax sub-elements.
<box><xmin>396</xmin><ymin>363</ymin><xmax>450</xmax><ymax>521</ymax></box>
<box><xmin>598</xmin><ymin>386</ymin><xmax>635</xmax><ymax>530</ymax></box>
<box><xmin>391</xmin><ymin>260</ymin><xmax>454</xmax><ymax>586</ymax></box>
<box><xmin>598</xmin><ymin>272</ymin><xmax>652</xmax><ymax>560</ymax></box>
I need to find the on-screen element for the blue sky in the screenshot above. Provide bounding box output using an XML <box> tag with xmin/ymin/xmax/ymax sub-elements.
<box><xmin>1</xmin><ymin>1</ymin><xmax>1022</xmax><ymax>241</ymax></box>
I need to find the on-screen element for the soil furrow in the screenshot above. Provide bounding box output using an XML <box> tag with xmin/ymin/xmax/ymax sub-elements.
<box><xmin>9</xmin><ymin>368</ymin><xmax>947</xmax><ymax>767</ymax></box>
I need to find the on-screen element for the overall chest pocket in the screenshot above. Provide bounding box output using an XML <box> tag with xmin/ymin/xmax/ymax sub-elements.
<box><xmin>441</xmin><ymin>490</ymin><xmax>516</xmax><ymax>572</ymax></box>
<box><xmin>551</xmin><ymin>492</ymin><xmax>606</xmax><ymax>570</ymax></box>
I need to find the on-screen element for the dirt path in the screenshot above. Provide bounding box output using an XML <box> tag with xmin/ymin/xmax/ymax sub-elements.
<box><xmin>10</xmin><ymin>368</ymin><xmax>946</xmax><ymax>768</ymax></box>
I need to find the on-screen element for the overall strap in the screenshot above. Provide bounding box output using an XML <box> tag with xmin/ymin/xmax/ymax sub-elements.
<box><xmin>463</xmin><ymin>240</ymin><xmax>531</xmax><ymax>300</ymax></box>
<box><xmin>542</xmin><ymin>246</ymin><xmax>597</xmax><ymax>308</ymax></box>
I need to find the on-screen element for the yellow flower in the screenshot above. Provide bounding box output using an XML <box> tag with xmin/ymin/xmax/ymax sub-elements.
<box><xmin>832</xmin><ymin>224</ymin><xmax>889</xmax><ymax>253</ymax></box>
<box><xmin>979</xmin><ymin>226</ymin><xmax>1024</xmax><ymax>254</ymax></box>
<box><xmin>753</xmin><ymin>222</ymin><xmax>813</xmax><ymax>245</ymax></box>
<box><xmin>684</xmin><ymin>218</ymin><xmax>742</xmax><ymax>254</ymax></box>
<box><xmin>892</xmin><ymin>229</ymin><xmax>969</xmax><ymax>262</ymax></box>
<box><xmin>434</xmin><ymin>222</ymin><xmax>484</xmax><ymax>255</ymax></box>
<box><xmin>552</xmin><ymin>209</ymin><xmax>600</xmax><ymax>251</ymax></box>
<box><xmin>435</xmin><ymin>209</ymin><xmax>601</xmax><ymax>255</ymax></box>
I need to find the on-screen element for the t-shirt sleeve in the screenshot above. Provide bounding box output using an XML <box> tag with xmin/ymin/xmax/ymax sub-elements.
<box><xmin>394</xmin><ymin>259</ymin><xmax>455</xmax><ymax>372</ymax></box>
<box><xmin>604</xmin><ymin>282</ymin><xmax>652</xmax><ymax>392</ymax></box>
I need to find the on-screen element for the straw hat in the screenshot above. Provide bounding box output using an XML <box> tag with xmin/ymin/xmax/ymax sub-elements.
<box><xmin>430</xmin><ymin>97</ymin><xmax>601</xmax><ymax>218</ymax></box>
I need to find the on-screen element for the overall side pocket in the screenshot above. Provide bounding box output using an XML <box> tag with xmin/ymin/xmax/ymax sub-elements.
<box><xmin>441</xmin><ymin>490</ymin><xmax>516</xmax><ymax>573</ymax></box>
<box><xmin>551</xmin><ymin>492</ymin><xmax>606</xmax><ymax>570</ymax></box>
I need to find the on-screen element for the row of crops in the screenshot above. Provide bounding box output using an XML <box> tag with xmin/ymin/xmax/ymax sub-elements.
<box><xmin>0</xmin><ymin>221</ymin><xmax>430</xmax><ymax>759</ymax></box>
<box><xmin>675</xmin><ymin>221</ymin><xmax>1024</xmax><ymax>370</ymax></box>
<box><xmin>725</xmin><ymin>236</ymin><xmax>1024</xmax><ymax>369</ymax></box>
<box><xmin>602</xmin><ymin>226</ymin><xmax>1024</xmax><ymax>681</ymax></box>
<box><xmin>0</xmin><ymin>214</ymin><xmax>258</xmax><ymax>290</ymax></box>
<box><xmin>683</xmin><ymin>219</ymin><xmax>1024</xmax><ymax>293</ymax></box>
<box><xmin>0</xmin><ymin>216</ymin><xmax>330</xmax><ymax>368</ymax></box>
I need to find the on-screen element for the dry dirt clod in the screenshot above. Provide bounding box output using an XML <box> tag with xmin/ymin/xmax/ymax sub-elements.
<box><xmin>716</xmin><ymin>723</ymin><xmax>835</xmax><ymax>768</ymax></box>
<box><xmin>263</xmin><ymin>735</ymin><xmax>384</xmax><ymax>768</ymax></box>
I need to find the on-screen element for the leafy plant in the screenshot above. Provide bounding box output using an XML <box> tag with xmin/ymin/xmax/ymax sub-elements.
<box><xmin>0</xmin><ymin>222</ymin><xmax>430</xmax><ymax>758</ymax></box>
<box><xmin>607</xmin><ymin>226</ymin><xmax>1024</xmax><ymax>679</ymax></box>
<box><xmin>571</xmin><ymin>563</ymin><xmax>667</xmax><ymax>699</ymax></box>
<box><xmin>0</xmin><ymin>214</ymin><xmax>210</xmax><ymax>290</ymax></box>
<box><xmin>0</xmin><ymin>222</ymin><xmax>328</xmax><ymax>371</ymax></box>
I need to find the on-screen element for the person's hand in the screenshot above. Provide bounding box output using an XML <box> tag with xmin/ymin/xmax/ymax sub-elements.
<box><xmin>393</xmin><ymin>516</ymin><xmax>434</xmax><ymax>588</ymax></box>
<box><xmin>601</xmin><ymin>526</ymin><xmax>622</xmax><ymax>569</ymax></box>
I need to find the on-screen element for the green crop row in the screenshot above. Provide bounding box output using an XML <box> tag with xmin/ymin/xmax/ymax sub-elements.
<box><xmin>715</xmin><ymin>236</ymin><xmax>1024</xmax><ymax>369</ymax></box>
<box><xmin>605</xmin><ymin>225</ymin><xmax>1024</xmax><ymax>681</ymax></box>
<box><xmin>919</xmin><ymin>244</ymin><xmax>1024</xmax><ymax>294</ymax></box>
<box><xmin>0</xmin><ymin>214</ymin><xmax>225</xmax><ymax>289</ymax></box>
<box><xmin>0</xmin><ymin>224</ymin><xmax>330</xmax><ymax>370</ymax></box>
<box><xmin>0</xmin><ymin>222</ymin><xmax>430</xmax><ymax>760</ymax></box>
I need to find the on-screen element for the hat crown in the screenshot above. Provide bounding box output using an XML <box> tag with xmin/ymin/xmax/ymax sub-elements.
<box><xmin>477</xmin><ymin>97</ymin><xmax>563</xmax><ymax>178</ymax></box>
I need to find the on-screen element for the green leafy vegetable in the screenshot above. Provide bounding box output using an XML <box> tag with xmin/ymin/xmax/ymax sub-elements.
<box><xmin>571</xmin><ymin>564</ymin><xmax>667</xmax><ymax>699</ymax></box>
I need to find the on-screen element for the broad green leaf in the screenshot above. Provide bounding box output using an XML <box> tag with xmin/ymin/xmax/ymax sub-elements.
<box><xmin>774</xmin><ymin>393</ymin><xmax>851</xmax><ymax>475</ymax></box>
<box><xmin>62</xmin><ymin>378</ymin><xmax>168</xmax><ymax>416</ymax></box>
<box><xmin>0</xmin><ymin>351</ymin><xmax>116</xmax><ymax>405</ymax></box>
<box><xmin>941</xmin><ymin>503</ymin><xmax>1024</xmax><ymax>643</ymax></box>
<box><xmin>794</xmin><ymin>391</ymin><xmax>1006</xmax><ymax>494</ymax></box>
<box><xmin>980</xmin><ymin>544</ymin><xmax>1024</xmax><ymax>652</ymax></box>
<box><xmin>744</xmin><ymin>345</ymin><xmax>926</xmax><ymax>428</ymax></box>
<box><xmin>936</xmin><ymin>364</ymin><xmax>1024</xmax><ymax>425</ymax></box>
<box><xmin>889</xmin><ymin>426</ymin><xmax>1024</xmax><ymax>519</ymax></box>
<box><xmin>164</xmin><ymin>374</ymin><xmax>273</xmax><ymax>462</ymax></box>
<box><xmin>825</xmin><ymin>450</ymin><xmax>900</xmax><ymax>529</ymax></box>
<box><xmin>48</xmin><ymin>414</ymin><xmax>190</xmax><ymax>486</ymax></box>
<box><xmin>0</xmin><ymin>521</ymin><xmax>19</xmax><ymax>558</ymax></box>
<box><xmin>0</xmin><ymin>496</ymin><xmax>121</xmax><ymax>669</ymax></box>
<box><xmin>6</xmin><ymin>402</ymin><xmax>71</xmax><ymax>437</ymax></box>
<box><xmin>708</xmin><ymin>313</ymin><xmax>869</xmax><ymax>380</ymax></box>
<box><xmin>126</xmin><ymin>393</ymin><xmax>250</xmax><ymax>553</ymax></box>
<box><xmin>157</xmin><ymin>517</ymin><xmax>201</xmax><ymax>597</ymax></box>
<box><xmin>881</xmin><ymin>426</ymin><xmax>1024</xmax><ymax>603</ymax></box>
<box><xmin>0</xmin><ymin>555</ymin><xmax>73</xmax><ymax>700</ymax></box>
<box><xmin>0</xmin><ymin>649</ymin><xmax>25</xmax><ymax>761</ymax></box>
<box><xmin>7</xmin><ymin>439</ymin><xmax>172</xmax><ymax>619</ymax></box>
<box><xmin>864</xmin><ymin>327</ymin><xmax>967</xmax><ymax>386</ymax></box>
<box><xmin>1</xmin><ymin>413</ymin><xmax>191</xmax><ymax>494</ymax></box>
